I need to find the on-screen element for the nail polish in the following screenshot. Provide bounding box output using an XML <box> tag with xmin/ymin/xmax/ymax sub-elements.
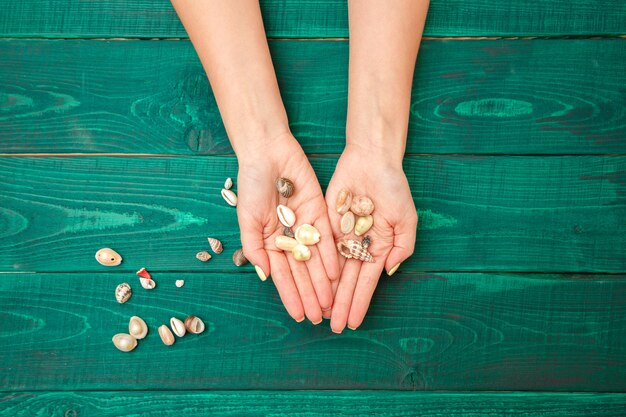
<box><xmin>388</xmin><ymin>262</ymin><xmax>401</xmax><ymax>276</ymax></box>
<box><xmin>254</xmin><ymin>265</ymin><xmax>267</xmax><ymax>281</ymax></box>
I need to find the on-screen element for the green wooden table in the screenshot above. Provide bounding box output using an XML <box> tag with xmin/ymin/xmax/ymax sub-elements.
<box><xmin>1</xmin><ymin>1</ymin><xmax>625</xmax><ymax>415</ymax></box>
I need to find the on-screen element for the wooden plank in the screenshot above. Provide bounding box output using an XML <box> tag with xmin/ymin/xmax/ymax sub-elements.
<box><xmin>1</xmin><ymin>156</ymin><xmax>625</xmax><ymax>273</ymax></box>
<box><xmin>2</xmin><ymin>391</ymin><xmax>626</xmax><ymax>416</ymax></box>
<box><xmin>1</xmin><ymin>0</ymin><xmax>625</xmax><ymax>38</ymax></box>
<box><xmin>2</xmin><ymin>40</ymin><xmax>625</xmax><ymax>155</ymax></box>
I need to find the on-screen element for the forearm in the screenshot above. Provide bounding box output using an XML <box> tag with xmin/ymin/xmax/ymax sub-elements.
<box><xmin>346</xmin><ymin>0</ymin><xmax>429</xmax><ymax>164</ymax></box>
<box><xmin>170</xmin><ymin>0</ymin><xmax>290</xmax><ymax>157</ymax></box>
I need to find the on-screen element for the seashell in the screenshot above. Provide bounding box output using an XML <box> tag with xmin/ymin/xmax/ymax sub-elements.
<box><xmin>158</xmin><ymin>324</ymin><xmax>175</xmax><ymax>346</ymax></box>
<box><xmin>335</xmin><ymin>189</ymin><xmax>353</xmax><ymax>214</ymax></box>
<box><xmin>354</xmin><ymin>215</ymin><xmax>374</xmax><ymax>236</ymax></box>
<box><xmin>283</xmin><ymin>226</ymin><xmax>294</xmax><ymax>238</ymax></box>
<box><xmin>275</xmin><ymin>177</ymin><xmax>295</xmax><ymax>198</ymax></box>
<box><xmin>224</xmin><ymin>177</ymin><xmax>233</xmax><ymax>190</ymax></box>
<box><xmin>276</xmin><ymin>204</ymin><xmax>296</xmax><ymax>228</ymax></box>
<box><xmin>340</xmin><ymin>211</ymin><xmax>355</xmax><ymax>234</ymax></box>
<box><xmin>95</xmin><ymin>248</ymin><xmax>122</xmax><ymax>266</ymax></box>
<box><xmin>336</xmin><ymin>239</ymin><xmax>374</xmax><ymax>263</ymax></box>
<box><xmin>292</xmin><ymin>244</ymin><xmax>311</xmax><ymax>261</ymax></box>
<box><xmin>139</xmin><ymin>277</ymin><xmax>156</xmax><ymax>290</ymax></box>
<box><xmin>170</xmin><ymin>317</ymin><xmax>186</xmax><ymax>337</ymax></box>
<box><xmin>136</xmin><ymin>267</ymin><xmax>152</xmax><ymax>280</ymax></box>
<box><xmin>112</xmin><ymin>333</ymin><xmax>137</xmax><ymax>352</ymax></box>
<box><xmin>351</xmin><ymin>195</ymin><xmax>374</xmax><ymax>216</ymax></box>
<box><xmin>361</xmin><ymin>235</ymin><xmax>372</xmax><ymax>249</ymax></box>
<box><xmin>184</xmin><ymin>316</ymin><xmax>206</xmax><ymax>334</ymax></box>
<box><xmin>207</xmin><ymin>238</ymin><xmax>223</xmax><ymax>254</ymax></box>
<box><xmin>115</xmin><ymin>283</ymin><xmax>132</xmax><ymax>304</ymax></box>
<box><xmin>275</xmin><ymin>235</ymin><xmax>298</xmax><ymax>252</ymax></box>
<box><xmin>175</xmin><ymin>279</ymin><xmax>185</xmax><ymax>288</ymax></box>
<box><xmin>196</xmin><ymin>250</ymin><xmax>212</xmax><ymax>262</ymax></box>
<box><xmin>221</xmin><ymin>189</ymin><xmax>238</xmax><ymax>207</ymax></box>
<box><xmin>294</xmin><ymin>224</ymin><xmax>320</xmax><ymax>246</ymax></box>
<box><xmin>128</xmin><ymin>316</ymin><xmax>148</xmax><ymax>339</ymax></box>
<box><xmin>233</xmin><ymin>248</ymin><xmax>248</xmax><ymax>266</ymax></box>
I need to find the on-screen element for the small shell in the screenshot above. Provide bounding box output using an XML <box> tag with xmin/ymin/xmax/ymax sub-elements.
<box><xmin>158</xmin><ymin>324</ymin><xmax>175</xmax><ymax>346</ymax></box>
<box><xmin>196</xmin><ymin>250</ymin><xmax>212</xmax><ymax>262</ymax></box>
<box><xmin>128</xmin><ymin>316</ymin><xmax>148</xmax><ymax>339</ymax></box>
<box><xmin>335</xmin><ymin>189</ymin><xmax>353</xmax><ymax>214</ymax></box>
<box><xmin>115</xmin><ymin>283</ymin><xmax>132</xmax><ymax>304</ymax></box>
<box><xmin>340</xmin><ymin>211</ymin><xmax>355</xmax><ymax>234</ymax></box>
<box><xmin>185</xmin><ymin>316</ymin><xmax>206</xmax><ymax>334</ymax></box>
<box><xmin>275</xmin><ymin>235</ymin><xmax>299</xmax><ymax>252</ymax></box>
<box><xmin>112</xmin><ymin>333</ymin><xmax>137</xmax><ymax>352</ymax></box>
<box><xmin>233</xmin><ymin>248</ymin><xmax>248</xmax><ymax>266</ymax></box>
<box><xmin>207</xmin><ymin>238</ymin><xmax>223</xmax><ymax>254</ymax></box>
<box><xmin>336</xmin><ymin>239</ymin><xmax>374</xmax><ymax>263</ymax></box>
<box><xmin>294</xmin><ymin>224</ymin><xmax>320</xmax><ymax>246</ymax></box>
<box><xmin>351</xmin><ymin>195</ymin><xmax>374</xmax><ymax>216</ymax></box>
<box><xmin>139</xmin><ymin>277</ymin><xmax>156</xmax><ymax>290</ymax></box>
<box><xmin>224</xmin><ymin>177</ymin><xmax>233</xmax><ymax>190</ymax></box>
<box><xmin>95</xmin><ymin>248</ymin><xmax>122</xmax><ymax>266</ymax></box>
<box><xmin>292</xmin><ymin>244</ymin><xmax>312</xmax><ymax>261</ymax></box>
<box><xmin>276</xmin><ymin>204</ymin><xmax>296</xmax><ymax>228</ymax></box>
<box><xmin>221</xmin><ymin>189</ymin><xmax>238</xmax><ymax>207</ymax></box>
<box><xmin>136</xmin><ymin>267</ymin><xmax>152</xmax><ymax>280</ymax></box>
<box><xmin>361</xmin><ymin>235</ymin><xmax>372</xmax><ymax>249</ymax></box>
<box><xmin>283</xmin><ymin>226</ymin><xmax>295</xmax><ymax>238</ymax></box>
<box><xmin>170</xmin><ymin>317</ymin><xmax>186</xmax><ymax>337</ymax></box>
<box><xmin>175</xmin><ymin>279</ymin><xmax>185</xmax><ymax>288</ymax></box>
<box><xmin>275</xmin><ymin>177</ymin><xmax>295</xmax><ymax>198</ymax></box>
<box><xmin>354</xmin><ymin>215</ymin><xmax>374</xmax><ymax>236</ymax></box>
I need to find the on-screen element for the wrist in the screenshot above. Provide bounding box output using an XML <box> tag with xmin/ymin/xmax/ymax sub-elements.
<box><xmin>345</xmin><ymin>116</ymin><xmax>407</xmax><ymax>168</ymax></box>
<box><xmin>234</xmin><ymin>129</ymin><xmax>294</xmax><ymax>166</ymax></box>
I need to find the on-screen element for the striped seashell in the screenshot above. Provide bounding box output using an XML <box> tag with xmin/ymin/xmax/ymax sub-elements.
<box><xmin>275</xmin><ymin>177</ymin><xmax>295</xmax><ymax>198</ymax></box>
<box><xmin>232</xmin><ymin>248</ymin><xmax>248</xmax><ymax>266</ymax></box>
<box><xmin>336</xmin><ymin>239</ymin><xmax>374</xmax><ymax>263</ymax></box>
<box><xmin>207</xmin><ymin>237</ymin><xmax>224</xmax><ymax>254</ymax></box>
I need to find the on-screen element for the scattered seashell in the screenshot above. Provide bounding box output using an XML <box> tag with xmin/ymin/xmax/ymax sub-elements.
<box><xmin>221</xmin><ymin>189</ymin><xmax>238</xmax><ymax>207</ymax></box>
<box><xmin>207</xmin><ymin>238</ymin><xmax>223</xmax><ymax>254</ymax></box>
<box><xmin>340</xmin><ymin>211</ymin><xmax>355</xmax><ymax>234</ymax></box>
<box><xmin>292</xmin><ymin>244</ymin><xmax>312</xmax><ymax>261</ymax></box>
<box><xmin>158</xmin><ymin>324</ymin><xmax>175</xmax><ymax>346</ymax></box>
<box><xmin>140</xmin><ymin>277</ymin><xmax>156</xmax><ymax>290</ymax></box>
<box><xmin>196</xmin><ymin>251</ymin><xmax>212</xmax><ymax>262</ymax></box>
<box><xmin>275</xmin><ymin>177</ymin><xmax>295</xmax><ymax>198</ymax></box>
<box><xmin>354</xmin><ymin>215</ymin><xmax>374</xmax><ymax>236</ymax></box>
<box><xmin>294</xmin><ymin>224</ymin><xmax>320</xmax><ymax>245</ymax></box>
<box><xmin>276</xmin><ymin>204</ymin><xmax>296</xmax><ymax>228</ymax></box>
<box><xmin>128</xmin><ymin>316</ymin><xmax>148</xmax><ymax>339</ymax></box>
<box><xmin>115</xmin><ymin>283</ymin><xmax>132</xmax><ymax>304</ymax></box>
<box><xmin>112</xmin><ymin>333</ymin><xmax>137</xmax><ymax>352</ymax></box>
<box><xmin>175</xmin><ymin>279</ymin><xmax>185</xmax><ymax>288</ymax></box>
<box><xmin>335</xmin><ymin>189</ymin><xmax>353</xmax><ymax>214</ymax></box>
<box><xmin>224</xmin><ymin>177</ymin><xmax>233</xmax><ymax>190</ymax></box>
<box><xmin>95</xmin><ymin>248</ymin><xmax>122</xmax><ymax>266</ymax></box>
<box><xmin>275</xmin><ymin>235</ymin><xmax>299</xmax><ymax>252</ymax></box>
<box><xmin>185</xmin><ymin>316</ymin><xmax>206</xmax><ymax>334</ymax></box>
<box><xmin>336</xmin><ymin>239</ymin><xmax>374</xmax><ymax>263</ymax></box>
<box><xmin>233</xmin><ymin>248</ymin><xmax>248</xmax><ymax>266</ymax></box>
<box><xmin>136</xmin><ymin>267</ymin><xmax>152</xmax><ymax>280</ymax></box>
<box><xmin>351</xmin><ymin>195</ymin><xmax>374</xmax><ymax>216</ymax></box>
<box><xmin>283</xmin><ymin>226</ymin><xmax>294</xmax><ymax>238</ymax></box>
<box><xmin>170</xmin><ymin>317</ymin><xmax>186</xmax><ymax>337</ymax></box>
<box><xmin>362</xmin><ymin>235</ymin><xmax>372</xmax><ymax>249</ymax></box>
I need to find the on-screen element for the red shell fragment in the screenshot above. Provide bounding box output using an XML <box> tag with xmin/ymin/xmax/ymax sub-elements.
<box><xmin>136</xmin><ymin>267</ymin><xmax>152</xmax><ymax>280</ymax></box>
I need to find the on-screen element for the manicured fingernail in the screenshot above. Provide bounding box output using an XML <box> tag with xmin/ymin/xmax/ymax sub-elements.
<box><xmin>254</xmin><ymin>265</ymin><xmax>267</xmax><ymax>281</ymax></box>
<box><xmin>388</xmin><ymin>262</ymin><xmax>401</xmax><ymax>276</ymax></box>
<box><xmin>295</xmin><ymin>316</ymin><xmax>305</xmax><ymax>323</ymax></box>
<box><xmin>347</xmin><ymin>325</ymin><xmax>357</xmax><ymax>331</ymax></box>
<box><xmin>312</xmin><ymin>318</ymin><xmax>323</xmax><ymax>325</ymax></box>
<box><xmin>332</xmin><ymin>328</ymin><xmax>342</xmax><ymax>334</ymax></box>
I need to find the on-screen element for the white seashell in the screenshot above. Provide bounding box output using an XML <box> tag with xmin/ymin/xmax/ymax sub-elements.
<box><xmin>335</xmin><ymin>189</ymin><xmax>353</xmax><ymax>214</ymax></box>
<box><xmin>196</xmin><ymin>251</ymin><xmax>212</xmax><ymax>262</ymax></box>
<box><xmin>354</xmin><ymin>215</ymin><xmax>373</xmax><ymax>236</ymax></box>
<box><xmin>158</xmin><ymin>325</ymin><xmax>175</xmax><ymax>346</ymax></box>
<box><xmin>294</xmin><ymin>224</ymin><xmax>320</xmax><ymax>245</ymax></box>
<box><xmin>224</xmin><ymin>177</ymin><xmax>233</xmax><ymax>190</ymax></box>
<box><xmin>292</xmin><ymin>244</ymin><xmax>311</xmax><ymax>261</ymax></box>
<box><xmin>175</xmin><ymin>279</ymin><xmax>185</xmax><ymax>288</ymax></box>
<box><xmin>340</xmin><ymin>211</ymin><xmax>355</xmax><ymax>234</ymax></box>
<box><xmin>232</xmin><ymin>248</ymin><xmax>248</xmax><ymax>266</ymax></box>
<box><xmin>128</xmin><ymin>316</ymin><xmax>148</xmax><ymax>339</ymax></box>
<box><xmin>139</xmin><ymin>277</ymin><xmax>156</xmax><ymax>290</ymax></box>
<box><xmin>336</xmin><ymin>239</ymin><xmax>374</xmax><ymax>263</ymax></box>
<box><xmin>170</xmin><ymin>317</ymin><xmax>186</xmax><ymax>337</ymax></box>
<box><xmin>275</xmin><ymin>177</ymin><xmax>295</xmax><ymax>198</ymax></box>
<box><xmin>351</xmin><ymin>195</ymin><xmax>374</xmax><ymax>216</ymax></box>
<box><xmin>207</xmin><ymin>238</ymin><xmax>223</xmax><ymax>254</ymax></box>
<box><xmin>221</xmin><ymin>189</ymin><xmax>238</xmax><ymax>206</ymax></box>
<box><xmin>115</xmin><ymin>283</ymin><xmax>132</xmax><ymax>304</ymax></box>
<box><xmin>275</xmin><ymin>235</ymin><xmax>299</xmax><ymax>252</ymax></box>
<box><xmin>96</xmin><ymin>248</ymin><xmax>122</xmax><ymax>266</ymax></box>
<box><xmin>112</xmin><ymin>333</ymin><xmax>137</xmax><ymax>352</ymax></box>
<box><xmin>184</xmin><ymin>316</ymin><xmax>206</xmax><ymax>334</ymax></box>
<box><xmin>276</xmin><ymin>204</ymin><xmax>296</xmax><ymax>227</ymax></box>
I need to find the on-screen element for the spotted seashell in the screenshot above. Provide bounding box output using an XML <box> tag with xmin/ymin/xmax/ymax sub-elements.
<box><xmin>95</xmin><ymin>248</ymin><xmax>122</xmax><ymax>266</ymax></box>
<box><xmin>335</xmin><ymin>189</ymin><xmax>353</xmax><ymax>214</ymax></box>
<box><xmin>207</xmin><ymin>237</ymin><xmax>223</xmax><ymax>254</ymax></box>
<box><xmin>112</xmin><ymin>333</ymin><xmax>137</xmax><ymax>352</ymax></box>
<box><xmin>233</xmin><ymin>248</ymin><xmax>248</xmax><ymax>266</ymax></box>
<box><xmin>275</xmin><ymin>177</ymin><xmax>295</xmax><ymax>198</ymax></box>
<box><xmin>351</xmin><ymin>195</ymin><xmax>374</xmax><ymax>216</ymax></box>
<box><xmin>115</xmin><ymin>283</ymin><xmax>132</xmax><ymax>304</ymax></box>
<box><xmin>224</xmin><ymin>177</ymin><xmax>233</xmax><ymax>190</ymax></box>
<box><xmin>336</xmin><ymin>239</ymin><xmax>374</xmax><ymax>263</ymax></box>
<box><xmin>361</xmin><ymin>235</ymin><xmax>372</xmax><ymax>249</ymax></box>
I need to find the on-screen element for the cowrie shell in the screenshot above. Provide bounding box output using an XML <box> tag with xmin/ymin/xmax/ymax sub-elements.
<box><xmin>221</xmin><ymin>189</ymin><xmax>238</xmax><ymax>206</ymax></box>
<box><xmin>294</xmin><ymin>224</ymin><xmax>320</xmax><ymax>245</ymax></box>
<box><xmin>354</xmin><ymin>215</ymin><xmax>373</xmax><ymax>236</ymax></box>
<box><xmin>277</xmin><ymin>204</ymin><xmax>296</xmax><ymax>227</ymax></box>
<box><xmin>96</xmin><ymin>248</ymin><xmax>122</xmax><ymax>266</ymax></box>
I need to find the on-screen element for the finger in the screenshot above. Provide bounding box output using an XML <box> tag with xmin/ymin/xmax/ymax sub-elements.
<box><xmin>329</xmin><ymin>259</ymin><xmax>361</xmax><ymax>334</ymax></box>
<box><xmin>385</xmin><ymin>215</ymin><xmax>418</xmax><ymax>277</ymax></box>
<box><xmin>347</xmin><ymin>256</ymin><xmax>386</xmax><ymax>330</ymax></box>
<box><xmin>305</xmin><ymin>245</ymin><xmax>333</xmax><ymax>310</ymax></box>
<box><xmin>314</xmin><ymin>217</ymin><xmax>340</xmax><ymax>281</ymax></box>
<box><xmin>287</xmin><ymin>255</ymin><xmax>323</xmax><ymax>324</ymax></box>
<box><xmin>239</xmin><ymin>218</ymin><xmax>271</xmax><ymax>282</ymax></box>
<box><xmin>268</xmin><ymin>251</ymin><xmax>305</xmax><ymax>322</ymax></box>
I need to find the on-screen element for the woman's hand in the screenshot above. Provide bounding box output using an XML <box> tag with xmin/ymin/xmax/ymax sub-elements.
<box><xmin>237</xmin><ymin>132</ymin><xmax>340</xmax><ymax>324</ymax></box>
<box><xmin>325</xmin><ymin>144</ymin><xmax>417</xmax><ymax>332</ymax></box>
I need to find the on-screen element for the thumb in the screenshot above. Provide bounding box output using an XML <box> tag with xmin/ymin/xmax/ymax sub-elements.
<box><xmin>385</xmin><ymin>213</ymin><xmax>418</xmax><ymax>277</ymax></box>
<box><xmin>239</xmin><ymin>218</ymin><xmax>271</xmax><ymax>282</ymax></box>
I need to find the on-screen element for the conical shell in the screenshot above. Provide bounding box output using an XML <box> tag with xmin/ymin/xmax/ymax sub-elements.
<box><xmin>112</xmin><ymin>333</ymin><xmax>137</xmax><ymax>352</ymax></box>
<box><xmin>361</xmin><ymin>235</ymin><xmax>372</xmax><ymax>249</ymax></box>
<box><xmin>335</xmin><ymin>189</ymin><xmax>353</xmax><ymax>214</ymax></box>
<box><xmin>196</xmin><ymin>251</ymin><xmax>212</xmax><ymax>262</ymax></box>
<box><xmin>115</xmin><ymin>283</ymin><xmax>132</xmax><ymax>304</ymax></box>
<box><xmin>233</xmin><ymin>248</ymin><xmax>248</xmax><ymax>266</ymax></box>
<box><xmin>275</xmin><ymin>177</ymin><xmax>295</xmax><ymax>198</ymax></box>
<box><xmin>96</xmin><ymin>248</ymin><xmax>122</xmax><ymax>266</ymax></box>
<box><xmin>224</xmin><ymin>177</ymin><xmax>233</xmax><ymax>190</ymax></box>
<box><xmin>129</xmin><ymin>316</ymin><xmax>148</xmax><ymax>339</ymax></box>
<box><xmin>283</xmin><ymin>226</ymin><xmax>295</xmax><ymax>238</ymax></box>
<box><xmin>294</xmin><ymin>224</ymin><xmax>320</xmax><ymax>245</ymax></box>
<box><xmin>207</xmin><ymin>238</ymin><xmax>223</xmax><ymax>254</ymax></box>
<box><xmin>336</xmin><ymin>239</ymin><xmax>374</xmax><ymax>263</ymax></box>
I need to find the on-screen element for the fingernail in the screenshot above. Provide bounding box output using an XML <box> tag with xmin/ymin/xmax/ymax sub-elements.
<box><xmin>332</xmin><ymin>328</ymin><xmax>342</xmax><ymax>334</ymax></box>
<box><xmin>312</xmin><ymin>318</ymin><xmax>323</xmax><ymax>325</ymax></box>
<box><xmin>388</xmin><ymin>262</ymin><xmax>401</xmax><ymax>277</ymax></box>
<box><xmin>347</xmin><ymin>325</ymin><xmax>357</xmax><ymax>331</ymax></box>
<box><xmin>295</xmin><ymin>316</ymin><xmax>305</xmax><ymax>323</ymax></box>
<box><xmin>254</xmin><ymin>265</ymin><xmax>267</xmax><ymax>281</ymax></box>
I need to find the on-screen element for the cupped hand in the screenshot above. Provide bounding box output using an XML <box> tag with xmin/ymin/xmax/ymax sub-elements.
<box><xmin>325</xmin><ymin>144</ymin><xmax>418</xmax><ymax>332</ymax></box>
<box><xmin>236</xmin><ymin>133</ymin><xmax>340</xmax><ymax>324</ymax></box>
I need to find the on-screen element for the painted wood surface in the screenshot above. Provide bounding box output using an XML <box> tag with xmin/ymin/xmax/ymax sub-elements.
<box><xmin>0</xmin><ymin>271</ymin><xmax>624</xmax><ymax>391</ymax></box>
<box><xmin>1</xmin><ymin>156</ymin><xmax>625</xmax><ymax>273</ymax></box>
<box><xmin>1</xmin><ymin>0</ymin><xmax>625</xmax><ymax>38</ymax></box>
<box><xmin>2</xmin><ymin>39</ymin><xmax>625</xmax><ymax>155</ymax></box>
<box><xmin>2</xmin><ymin>391</ymin><xmax>626</xmax><ymax>416</ymax></box>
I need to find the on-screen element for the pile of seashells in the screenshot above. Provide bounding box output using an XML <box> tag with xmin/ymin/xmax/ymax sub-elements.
<box><xmin>335</xmin><ymin>189</ymin><xmax>375</xmax><ymax>263</ymax></box>
<box><xmin>112</xmin><ymin>314</ymin><xmax>206</xmax><ymax>352</ymax></box>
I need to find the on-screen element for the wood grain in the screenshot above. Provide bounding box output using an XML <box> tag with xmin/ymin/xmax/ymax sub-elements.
<box><xmin>1</xmin><ymin>39</ymin><xmax>625</xmax><ymax>155</ymax></box>
<box><xmin>0</xmin><ymin>272</ymin><xmax>624</xmax><ymax>391</ymax></box>
<box><xmin>1</xmin><ymin>0</ymin><xmax>625</xmax><ymax>38</ymax></box>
